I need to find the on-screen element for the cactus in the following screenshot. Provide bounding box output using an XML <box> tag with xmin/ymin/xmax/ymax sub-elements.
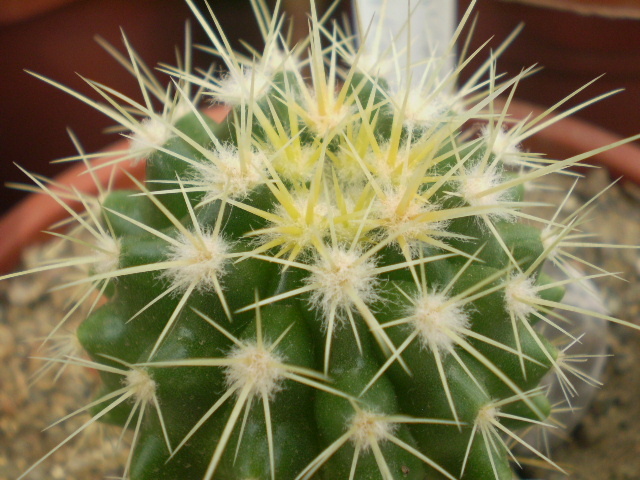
<box><xmin>6</xmin><ymin>0</ymin><xmax>640</xmax><ymax>479</ymax></box>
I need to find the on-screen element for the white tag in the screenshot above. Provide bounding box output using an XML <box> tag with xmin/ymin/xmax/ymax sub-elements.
<box><xmin>353</xmin><ymin>0</ymin><xmax>456</xmax><ymax>87</ymax></box>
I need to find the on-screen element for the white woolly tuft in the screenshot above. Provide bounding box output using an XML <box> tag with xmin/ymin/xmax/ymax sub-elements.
<box><xmin>475</xmin><ymin>403</ymin><xmax>499</xmax><ymax>427</ymax></box>
<box><xmin>304</xmin><ymin>91</ymin><xmax>354</xmax><ymax>136</ymax></box>
<box><xmin>504</xmin><ymin>273</ymin><xmax>539</xmax><ymax>319</ymax></box>
<box><xmin>163</xmin><ymin>231</ymin><xmax>230</xmax><ymax>292</ymax></box>
<box><xmin>93</xmin><ymin>234</ymin><xmax>121</xmax><ymax>274</ymax></box>
<box><xmin>482</xmin><ymin>125</ymin><xmax>522</xmax><ymax>166</ymax></box>
<box><xmin>349</xmin><ymin>410</ymin><xmax>396</xmax><ymax>450</ymax></box>
<box><xmin>130</xmin><ymin>117</ymin><xmax>174</xmax><ymax>160</ymax></box>
<box><xmin>125</xmin><ymin>368</ymin><xmax>157</xmax><ymax>404</ymax></box>
<box><xmin>374</xmin><ymin>187</ymin><xmax>447</xmax><ymax>246</ymax></box>
<box><xmin>306</xmin><ymin>247</ymin><xmax>379</xmax><ymax>322</ymax></box>
<box><xmin>225</xmin><ymin>342</ymin><xmax>285</xmax><ymax>398</ymax></box>
<box><xmin>193</xmin><ymin>144</ymin><xmax>266</xmax><ymax>201</ymax></box>
<box><xmin>211</xmin><ymin>67</ymin><xmax>271</xmax><ymax>105</ymax></box>
<box><xmin>410</xmin><ymin>291</ymin><xmax>470</xmax><ymax>353</ymax></box>
<box><xmin>458</xmin><ymin>162</ymin><xmax>514</xmax><ymax>220</ymax></box>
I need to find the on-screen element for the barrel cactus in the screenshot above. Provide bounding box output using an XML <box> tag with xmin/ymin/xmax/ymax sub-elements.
<box><xmin>8</xmin><ymin>0</ymin><xmax>640</xmax><ymax>479</ymax></box>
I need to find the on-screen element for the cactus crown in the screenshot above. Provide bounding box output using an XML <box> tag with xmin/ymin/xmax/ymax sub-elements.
<box><xmin>6</xmin><ymin>0</ymin><xmax>640</xmax><ymax>479</ymax></box>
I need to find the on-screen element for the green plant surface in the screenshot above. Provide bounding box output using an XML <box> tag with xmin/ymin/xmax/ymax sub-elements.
<box><xmin>4</xmin><ymin>0</ymin><xmax>640</xmax><ymax>479</ymax></box>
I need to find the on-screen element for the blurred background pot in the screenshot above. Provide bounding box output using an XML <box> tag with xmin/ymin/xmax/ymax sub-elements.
<box><xmin>457</xmin><ymin>0</ymin><xmax>640</xmax><ymax>138</ymax></box>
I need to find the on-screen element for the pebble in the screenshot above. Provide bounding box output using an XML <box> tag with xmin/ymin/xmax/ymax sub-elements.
<box><xmin>0</xmin><ymin>324</ymin><xmax>15</xmax><ymax>359</ymax></box>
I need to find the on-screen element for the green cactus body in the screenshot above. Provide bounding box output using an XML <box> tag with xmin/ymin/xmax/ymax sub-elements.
<box><xmin>7</xmin><ymin>1</ymin><xmax>640</xmax><ymax>479</ymax></box>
